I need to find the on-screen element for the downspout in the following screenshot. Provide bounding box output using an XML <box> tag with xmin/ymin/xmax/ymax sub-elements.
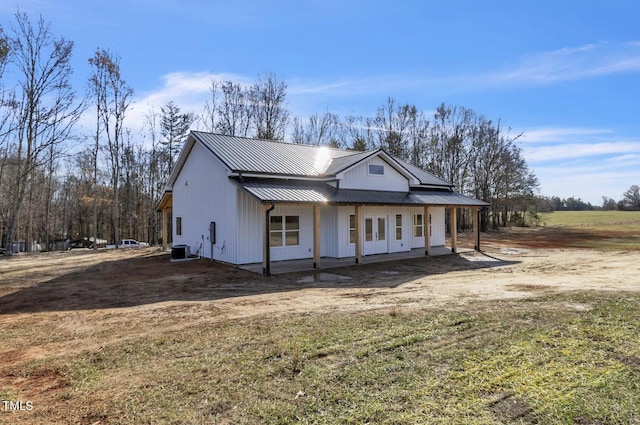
<box><xmin>264</xmin><ymin>202</ymin><xmax>275</xmax><ymax>276</ymax></box>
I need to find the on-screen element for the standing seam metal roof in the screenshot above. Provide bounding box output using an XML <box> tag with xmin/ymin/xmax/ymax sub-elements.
<box><xmin>193</xmin><ymin>131</ymin><xmax>355</xmax><ymax>176</ymax></box>
<box><xmin>191</xmin><ymin>132</ymin><xmax>454</xmax><ymax>188</ymax></box>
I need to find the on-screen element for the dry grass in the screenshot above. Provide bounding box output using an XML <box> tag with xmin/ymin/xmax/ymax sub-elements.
<box><xmin>2</xmin><ymin>292</ymin><xmax>640</xmax><ymax>424</ymax></box>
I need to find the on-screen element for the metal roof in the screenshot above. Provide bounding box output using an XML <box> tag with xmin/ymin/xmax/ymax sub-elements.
<box><xmin>395</xmin><ymin>158</ymin><xmax>452</xmax><ymax>187</ymax></box>
<box><xmin>232</xmin><ymin>178</ymin><xmax>489</xmax><ymax>207</ymax></box>
<box><xmin>230</xmin><ymin>178</ymin><xmax>332</xmax><ymax>203</ymax></box>
<box><xmin>410</xmin><ymin>190</ymin><xmax>490</xmax><ymax>206</ymax></box>
<box><xmin>193</xmin><ymin>132</ymin><xmax>355</xmax><ymax>176</ymax></box>
<box><xmin>190</xmin><ymin>132</ymin><xmax>454</xmax><ymax>189</ymax></box>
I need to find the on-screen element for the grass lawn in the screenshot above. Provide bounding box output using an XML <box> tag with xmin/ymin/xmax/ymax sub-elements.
<box><xmin>3</xmin><ymin>292</ymin><xmax>640</xmax><ymax>424</ymax></box>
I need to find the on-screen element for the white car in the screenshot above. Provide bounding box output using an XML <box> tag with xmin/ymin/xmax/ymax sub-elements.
<box><xmin>107</xmin><ymin>239</ymin><xmax>149</xmax><ymax>248</ymax></box>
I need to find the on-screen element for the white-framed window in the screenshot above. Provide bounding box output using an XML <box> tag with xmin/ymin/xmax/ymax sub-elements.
<box><xmin>395</xmin><ymin>214</ymin><xmax>402</xmax><ymax>240</ymax></box>
<box><xmin>270</xmin><ymin>215</ymin><xmax>300</xmax><ymax>247</ymax></box>
<box><xmin>368</xmin><ymin>164</ymin><xmax>384</xmax><ymax>175</ymax></box>
<box><xmin>176</xmin><ymin>216</ymin><xmax>182</xmax><ymax>236</ymax></box>
<box><xmin>413</xmin><ymin>214</ymin><xmax>424</xmax><ymax>237</ymax></box>
<box><xmin>349</xmin><ymin>214</ymin><xmax>356</xmax><ymax>244</ymax></box>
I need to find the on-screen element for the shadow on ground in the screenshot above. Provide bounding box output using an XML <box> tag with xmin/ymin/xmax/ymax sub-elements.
<box><xmin>0</xmin><ymin>250</ymin><xmax>518</xmax><ymax>314</ymax></box>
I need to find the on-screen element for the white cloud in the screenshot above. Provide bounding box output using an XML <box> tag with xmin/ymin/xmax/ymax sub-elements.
<box><xmin>522</xmin><ymin>127</ymin><xmax>613</xmax><ymax>144</ymax></box>
<box><xmin>517</xmin><ymin>125</ymin><xmax>640</xmax><ymax>203</ymax></box>
<box><xmin>524</xmin><ymin>141</ymin><xmax>640</xmax><ymax>162</ymax></box>
<box><xmin>125</xmin><ymin>71</ymin><xmax>250</xmax><ymax>134</ymax></box>
<box><xmin>489</xmin><ymin>41</ymin><xmax>640</xmax><ymax>86</ymax></box>
<box><xmin>533</xmin><ymin>164</ymin><xmax>638</xmax><ymax>204</ymax></box>
<box><xmin>421</xmin><ymin>41</ymin><xmax>640</xmax><ymax>93</ymax></box>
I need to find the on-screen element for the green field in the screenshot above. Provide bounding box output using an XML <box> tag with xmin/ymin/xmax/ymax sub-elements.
<box><xmin>539</xmin><ymin>210</ymin><xmax>640</xmax><ymax>226</ymax></box>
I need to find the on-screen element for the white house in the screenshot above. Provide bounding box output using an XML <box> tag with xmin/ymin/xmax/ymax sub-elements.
<box><xmin>157</xmin><ymin>131</ymin><xmax>488</xmax><ymax>274</ymax></box>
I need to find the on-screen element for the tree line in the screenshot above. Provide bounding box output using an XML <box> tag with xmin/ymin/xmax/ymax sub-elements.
<box><xmin>535</xmin><ymin>185</ymin><xmax>640</xmax><ymax>213</ymax></box>
<box><xmin>0</xmin><ymin>11</ymin><xmax>539</xmax><ymax>253</ymax></box>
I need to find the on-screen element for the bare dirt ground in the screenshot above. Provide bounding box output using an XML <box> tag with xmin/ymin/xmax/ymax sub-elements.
<box><xmin>1</xmin><ymin>228</ymin><xmax>639</xmax><ymax>414</ymax></box>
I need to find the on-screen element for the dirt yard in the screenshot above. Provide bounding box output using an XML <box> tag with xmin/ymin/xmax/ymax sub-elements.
<box><xmin>1</xmin><ymin>231</ymin><xmax>639</xmax><ymax>362</ymax></box>
<box><xmin>1</xmin><ymin>228</ymin><xmax>639</xmax><ymax>423</ymax></box>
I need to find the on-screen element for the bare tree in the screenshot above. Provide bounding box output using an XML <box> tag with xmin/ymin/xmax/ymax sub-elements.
<box><xmin>88</xmin><ymin>48</ymin><xmax>133</xmax><ymax>246</ymax></box>
<box><xmin>216</xmin><ymin>80</ymin><xmax>252</xmax><ymax>137</ymax></box>
<box><xmin>250</xmin><ymin>73</ymin><xmax>289</xmax><ymax>140</ymax></box>
<box><xmin>0</xmin><ymin>26</ymin><xmax>12</xmax><ymax>248</ymax></box>
<box><xmin>199</xmin><ymin>76</ymin><xmax>218</xmax><ymax>132</ymax></box>
<box><xmin>143</xmin><ymin>106</ymin><xmax>165</xmax><ymax>244</ymax></box>
<box><xmin>291</xmin><ymin>111</ymin><xmax>344</xmax><ymax>147</ymax></box>
<box><xmin>3</xmin><ymin>12</ymin><xmax>83</xmax><ymax>254</ymax></box>
<box><xmin>343</xmin><ymin>115</ymin><xmax>373</xmax><ymax>151</ymax></box>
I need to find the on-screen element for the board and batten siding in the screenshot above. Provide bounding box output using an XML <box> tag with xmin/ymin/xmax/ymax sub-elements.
<box><xmin>268</xmin><ymin>205</ymin><xmax>315</xmax><ymax>262</ymax></box>
<box><xmin>172</xmin><ymin>142</ymin><xmax>238</xmax><ymax>264</ymax></box>
<box><xmin>410</xmin><ymin>206</ymin><xmax>445</xmax><ymax>248</ymax></box>
<box><xmin>339</xmin><ymin>156</ymin><xmax>409</xmax><ymax>192</ymax></box>
<box><xmin>234</xmin><ymin>189</ymin><xmax>263</xmax><ymax>264</ymax></box>
<box><xmin>234</xmin><ymin>202</ymin><xmax>318</xmax><ymax>264</ymax></box>
<box><xmin>320</xmin><ymin>206</ymin><xmax>339</xmax><ymax>258</ymax></box>
<box><xmin>335</xmin><ymin>206</ymin><xmax>419</xmax><ymax>258</ymax></box>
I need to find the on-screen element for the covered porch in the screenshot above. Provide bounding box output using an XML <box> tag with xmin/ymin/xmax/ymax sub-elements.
<box><xmin>156</xmin><ymin>191</ymin><xmax>173</xmax><ymax>250</ymax></box>
<box><xmin>260</xmin><ymin>201</ymin><xmax>485</xmax><ymax>276</ymax></box>
<box><xmin>235</xmin><ymin>177</ymin><xmax>488</xmax><ymax>276</ymax></box>
<box><xmin>241</xmin><ymin>245</ymin><xmax>464</xmax><ymax>275</ymax></box>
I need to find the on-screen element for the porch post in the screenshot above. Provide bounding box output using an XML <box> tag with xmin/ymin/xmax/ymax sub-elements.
<box><xmin>263</xmin><ymin>203</ymin><xmax>274</xmax><ymax>276</ymax></box>
<box><xmin>423</xmin><ymin>205</ymin><xmax>431</xmax><ymax>256</ymax></box>
<box><xmin>162</xmin><ymin>208</ymin><xmax>168</xmax><ymax>251</ymax></box>
<box><xmin>473</xmin><ymin>206</ymin><xmax>480</xmax><ymax>251</ymax></box>
<box><xmin>355</xmin><ymin>205</ymin><xmax>362</xmax><ymax>264</ymax></box>
<box><xmin>450</xmin><ymin>206</ymin><xmax>458</xmax><ymax>254</ymax></box>
<box><xmin>313</xmin><ymin>205</ymin><xmax>321</xmax><ymax>268</ymax></box>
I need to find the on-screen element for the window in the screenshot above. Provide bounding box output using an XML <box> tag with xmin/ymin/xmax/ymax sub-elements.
<box><xmin>365</xmin><ymin>218</ymin><xmax>373</xmax><ymax>242</ymax></box>
<box><xmin>270</xmin><ymin>216</ymin><xmax>283</xmax><ymax>246</ymax></box>
<box><xmin>285</xmin><ymin>216</ymin><xmax>300</xmax><ymax>246</ymax></box>
<box><xmin>176</xmin><ymin>216</ymin><xmax>182</xmax><ymax>236</ymax></box>
<box><xmin>413</xmin><ymin>214</ymin><xmax>424</xmax><ymax>237</ymax></box>
<box><xmin>395</xmin><ymin>214</ymin><xmax>402</xmax><ymax>240</ymax></box>
<box><xmin>368</xmin><ymin>164</ymin><xmax>384</xmax><ymax>175</ymax></box>
<box><xmin>349</xmin><ymin>214</ymin><xmax>356</xmax><ymax>244</ymax></box>
<box><xmin>270</xmin><ymin>215</ymin><xmax>299</xmax><ymax>247</ymax></box>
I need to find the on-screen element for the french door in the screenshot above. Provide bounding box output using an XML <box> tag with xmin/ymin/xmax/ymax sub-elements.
<box><xmin>364</xmin><ymin>216</ymin><xmax>388</xmax><ymax>255</ymax></box>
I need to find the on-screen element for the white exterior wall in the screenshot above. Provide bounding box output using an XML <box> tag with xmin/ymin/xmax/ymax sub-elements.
<box><xmin>269</xmin><ymin>205</ymin><xmax>315</xmax><ymax>262</ymax></box>
<box><xmin>339</xmin><ymin>156</ymin><xmax>408</xmax><ymax>192</ymax></box>
<box><xmin>320</xmin><ymin>206</ymin><xmax>338</xmax><ymax>257</ymax></box>
<box><xmin>430</xmin><ymin>207</ymin><xmax>446</xmax><ymax>246</ymax></box>
<box><xmin>410</xmin><ymin>206</ymin><xmax>445</xmax><ymax>248</ymax></box>
<box><xmin>233</xmin><ymin>199</ymin><xmax>337</xmax><ymax>265</ymax></box>
<box><xmin>172</xmin><ymin>142</ymin><xmax>238</xmax><ymax>263</ymax></box>
<box><xmin>234</xmin><ymin>189</ymin><xmax>263</xmax><ymax>264</ymax></box>
<box><xmin>334</xmin><ymin>206</ymin><xmax>414</xmax><ymax>258</ymax></box>
<box><xmin>173</xmin><ymin>141</ymin><xmax>456</xmax><ymax>266</ymax></box>
<box><xmin>337</xmin><ymin>206</ymin><xmax>355</xmax><ymax>258</ymax></box>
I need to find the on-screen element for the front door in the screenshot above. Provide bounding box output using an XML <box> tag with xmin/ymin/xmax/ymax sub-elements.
<box><xmin>364</xmin><ymin>216</ymin><xmax>388</xmax><ymax>255</ymax></box>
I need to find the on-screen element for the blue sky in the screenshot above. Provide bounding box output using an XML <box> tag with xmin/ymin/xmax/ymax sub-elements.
<box><xmin>2</xmin><ymin>0</ymin><xmax>640</xmax><ymax>204</ymax></box>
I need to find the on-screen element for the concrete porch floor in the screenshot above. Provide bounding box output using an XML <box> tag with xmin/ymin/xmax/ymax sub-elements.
<box><xmin>239</xmin><ymin>246</ymin><xmax>475</xmax><ymax>275</ymax></box>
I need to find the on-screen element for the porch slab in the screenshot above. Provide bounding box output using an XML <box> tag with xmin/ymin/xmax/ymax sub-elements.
<box><xmin>239</xmin><ymin>246</ymin><xmax>471</xmax><ymax>275</ymax></box>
